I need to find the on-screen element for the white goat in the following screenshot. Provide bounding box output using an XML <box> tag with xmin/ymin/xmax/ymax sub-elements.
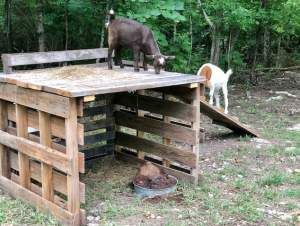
<box><xmin>197</xmin><ymin>63</ymin><xmax>233</xmax><ymax>114</ymax></box>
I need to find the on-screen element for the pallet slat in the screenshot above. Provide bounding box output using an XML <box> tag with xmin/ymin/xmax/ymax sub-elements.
<box><xmin>0</xmin><ymin>83</ymin><xmax>70</xmax><ymax>118</ymax></box>
<box><xmin>0</xmin><ymin>130</ymin><xmax>72</xmax><ymax>174</ymax></box>
<box><xmin>115</xmin><ymin>132</ymin><xmax>196</xmax><ymax>168</ymax></box>
<box><xmin>9</xmin><ymin>151</ymin><xmax>85</xmax><ymax>204</ymax></box>
<box><xmin>7</xmin><ymin>103</ymin><xmax>84</xmax><ymax>145</ymax></box>
<box><xmin>115</xmin><ymin>111</ymin><xmax>196</xmax><ymax>145</ymax></box>
<box><xmin>84</xmin><ymin>131</ymin><xmax>115</xmax><ymax>145</ymax></box>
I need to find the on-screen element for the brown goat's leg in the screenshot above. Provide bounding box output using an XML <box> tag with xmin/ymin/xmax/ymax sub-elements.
<box><xmin>114</xmin><ymin>47</ymin><xmax>124</xmax><ymax>69</ymax></box>
<box><xmin>133</xmin><ymin>48</ymin><xmax>140</xmax><ymax>72</ymax></box>
<box><xmin>107</xmin><ymin>47</ymin><xmax>114</xmax><ymax>70</ymax></box>
<box><xmin>142</xmin><ymin>53</ymin><xmax>148</xmax><ymax>71</ymax></box>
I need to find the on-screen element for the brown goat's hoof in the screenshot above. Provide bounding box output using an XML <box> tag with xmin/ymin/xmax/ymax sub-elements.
<box><xmin>134</xmin><ymin>68</ymin><xmax>140</xmax><ymax>72</ymax></box>
<box><xmin>120</xmin><ymin>65</ymin><xmax>125</xmax><ymax>69</ymax></box>
<box><xmin>108</xmin><ymin>66</ymin><xmax>113</xmax><ymax>70</ymax></box>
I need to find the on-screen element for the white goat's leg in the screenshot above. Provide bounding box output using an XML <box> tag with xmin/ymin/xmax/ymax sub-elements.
<box><xmin>222</xmin><ymin>85</ymin><xmax>229</xmax><ymax>114</ymax></box>
<box><xmin>209</xmin><ymin>86</ymin><xmax>215</xmax><ymax>106</ymax></box>
<box><xmin>214</xmin><ymin>91</ymin><xmax>220</xmax><ymax>108</ymax></box>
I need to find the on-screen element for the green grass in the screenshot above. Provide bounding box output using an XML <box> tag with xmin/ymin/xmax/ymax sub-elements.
<box><xmin>260</xmin><ymin>171</ymin><xmax>288</xmax><ymax>186</ymax></box>
<box><xmin>0</xmin><ymin>196</ymin><xmax>59</xmax><ymax>225</ymax></box>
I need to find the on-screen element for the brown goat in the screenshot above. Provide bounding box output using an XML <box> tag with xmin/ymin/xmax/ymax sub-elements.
<box><xmin>106</xmin><ymin>10</ymin><xmax>175</xmax><ymax>74</ymax></box>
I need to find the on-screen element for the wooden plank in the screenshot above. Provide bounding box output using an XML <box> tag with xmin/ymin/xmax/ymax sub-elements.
<box><xmin>137</xmin><ymin>90</ymin><xmax>146</xmax><ymax>160</ymax></box>
<box><xmin>7</xmin><ymin>103</ymin><xmax>84</xmax><ymax>145</ymax></box>
<box><xmin>16</xmin><ymin>104</ymin><xmax>31</xmax><ymax>189</ymax></box>
<box><xmin>9</xmin><ymin>151</ymin><xmax>85</xmax><ymax>204</ymax></box>
<box><xmin>0</xmin><ymin>83</ymin><xmax>70</xmax><ymax>118</ymax></box>
<box><xmin>84</xmin><ymin>117</ymin><xmax>114</xmax><ymax>132</ymax></box>
<box><xmin>191</xmin><ymin>87</ymin><xmax>201</xmax><ymax>184</ymax></box>
<box><xmin>7</xmin><ymin>126</ymin><xmax>85</xmax><ymax>174</ymax></box>
<box><xmin>65</xmin><ymin>98</ymin><xmax>81</xmax><ymax>225</ymax></box>
<box><xmin>84</xmin><ymin>131</ymin><xmax>115</xmax><ymax>145</ymax></box>
<box><xmin>115</xmin><ymin>151</ymin><xmax>196</xmax><ymax>184</ymax></box>
<box><xmin>0</xmin><ymin>175</ymin><xmax>75</xmax><ymax>225</ymax></box>
<box><xmin>153</xmin><ymin>86</ymin><xmax>194</xmax><ymax>103</ymax></box>
<box><xmin>114</xmin><ymin>93</ymin><xmax>197</xmax><ymax>122</ymax></box>
<box><xmin>0</xmin><ymin>100</ymin><xmax>10</xmax><ymax>178</ymax></box>
<box><xmin>162</xmin><ymin>93</ymin><xmax>171</xmax><ymax>167</ymax></box>
<box><xmin>115</xmin><ymin>111</ymin><xmax>196</xmax><ymax>145</ymax></box>
<box><xmin>1</xmin><ymin>48</ymin><xmax>109</xmax><ymax>67</ymax></box>
<box><xmin>0</xmin><ymin>130</ymin><xmax>72</xmax><ymax>174</ymax></box>
<box><xmin>39</xmin><ymin>111</ymin><xmax>54</xmax><ymax>202</ymax></box>
<box><xmin>115</xmin><ymin>132</ymin><xmax>196</xmax><ymax>168</ymax></box>
<box><xmin>83</xmin><ymin>105</ymin><xmax>109</xmax><ymax>117</ymax></box>
<box><xmin>82</xmin><ymin>144</ymin><xmax>114</xmax><ymax>160</ymax></box>
<box><xmin>200</xmin><ymin>100</ymin><xmax>259</xmax><ymax>137</ymax></box>
<box><xmin>76</xmin><ymin>98</ymin><xmax>84</xmax><ymax>117</ymax></box>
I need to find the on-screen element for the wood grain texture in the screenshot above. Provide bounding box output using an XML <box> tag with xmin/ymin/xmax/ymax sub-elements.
<box><xmin>0</xmin><ymin>64</ymin><xmax>204</xmax><ymax>97</ymax></box>
<box><xmin>16</xmin><ymin>104</ymin><xmax>31</xmax><ymax>189</ymax></box>
<box><xmin>65</xmin><ymin>98</ymin><xmax>80</xmax><ymax>225</ymax></box>
<box><xmin>1</xmin><ymin>48</ymin><xmax>109</xmax><ymax>67</ymax></box>
<box><xmin>0</xmin><ymin>83</ymin><xmax>70</xmax><ymax>118</ymax></box>
<box><xmin>9</xmin><ymin>151</ymin><xmax>85</xmax><ymax>204</ymax></box>
<box><xmin>7</xmin><ymin>103</ymin><xmax>84</xmax><ymax>145</ymax></box>
<box><xmin>39</xmin><ymin>111</ymin><xmax>54</xmax><ymax>202</ymax></box>
<box><xmin>0</xmin><ymin>100</ymin><xmax>10</xmax><ymax>178</ymax></box>
<box><xmin>115</xmin><ymin>111</ymin><xmax>196</xmax><ymax>145</ymax></box>
<box><xmin>114</xmin><ymin>93</ymin><xmax>197</xmax><ymax>122</ymax></box>
<box><xmin>115</xmin><ymin>132</ymin><xmax>196</xmax><ymax>168</ymax></box>
<box><xmin>200</xmin><ymin>100</ymin><xmax>259</xmax><ymax>137</ymax></box>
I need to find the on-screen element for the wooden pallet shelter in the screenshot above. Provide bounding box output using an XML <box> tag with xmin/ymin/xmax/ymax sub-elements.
<box><xmin>0</xmin><ymin>48</ymin><xmax>204</xmax><ymax>225</ymax></box>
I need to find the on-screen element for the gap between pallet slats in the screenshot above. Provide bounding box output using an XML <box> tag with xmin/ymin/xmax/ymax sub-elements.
<box><xmin>9</xmin><ymin>151</ymin><xmax>85</xmax><ymax>204</ymax></box>
<box><xmin>7</xmin><ymin>103</ymin><xmax>84</xmax><ymax>145</ymax></box>
<box><xmin>114</xmin><ymin>93</ymin><xmax>197</xmax><ymax>122</ymax></box>
<box><xmin>115</xmin><ymin>111</ymin><xmax>196</xmax><ymax>145</ymax></box>
<box><xmin>115</xmin><ymin>132</ymin><xmax>196</xmax><ymax>168</ymax></box>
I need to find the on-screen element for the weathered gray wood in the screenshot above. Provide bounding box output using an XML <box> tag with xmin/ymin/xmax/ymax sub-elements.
<box><xmin>114</xmin><ymin>93</ymin><xmax>197</xmax><ymax>122</ymax></box>
<box><xmin>81</xmin><ymin>144</ymin><xmax>114</xmax><ymax>160</ymax></box>
<box><xmin>84</xmin><ymin>118</ymin><xmax>114</xmax><ymax>132</ymax></box>
<box><xmin>0</xmin><ymin>83</ymin><xmax>70</xmax><ymax>118</ymax></box>
<box><xmin>84</xmin><ymin>131</ymin><xmax>115</xmax><ymax>145</ymax></box>
<box><xmin>1</xmin><ymin>48</ymin><xmax>109</xmax><ymax>69</ymax></box>
<box><xmin>115</xmin><ymin>111</ymin><xmax>196</xmax><ymax>145</ymax></box>
<box><xmin>115</xmin><ymin>132</ymin><xmax>196</xmax><ymax>168</ymax></box>
<box><xmin>0</xmin><ymin>65</ymin><xmax>205</xmax><ymax>97</ymax></box>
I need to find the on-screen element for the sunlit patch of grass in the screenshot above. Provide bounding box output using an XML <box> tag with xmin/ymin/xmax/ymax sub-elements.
<box><xmin>0</xmin><ymin>197</ymin><xmax>59</xmax><ymax>225</ymax></box>
<box><xmin>228</xmin><ymin>193</ymin><xmax>263</xmax><ymax>222</ymax></box>
<box><xmin>289</xmin><ymin>173</ymin><xmax>300</xmax><ymax>185</ymax></box>
<box><xmin>260</xmin><ymin>171</ymin><xmax>288</xmax><ymax>187</ymax></box>
<box><xmin>262</xmin><ymin>188</ymin><xmax>279</xmax><ymax>201</ymax></box>
<box><xmin>282</xmin><ymin>188</ymin><xmax>300</xmax><ymax>199</ymax></box>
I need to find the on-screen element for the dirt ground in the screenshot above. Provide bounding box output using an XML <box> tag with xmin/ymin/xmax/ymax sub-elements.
<box><xmin>0</xmin><ymin>71</ymin><xmax>299</xmax><ymax>226</ymax></box>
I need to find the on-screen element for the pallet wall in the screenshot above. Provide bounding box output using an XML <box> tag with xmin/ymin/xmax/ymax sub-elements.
<box><xmin>0</xmin><ymin>83</ymin><xmax>85</xmax><ymax>226</ymax></box>
<box><xmin>114</xmin><ymin>85</ymin><xmax>200</xmax><ymax>183</ymax></box>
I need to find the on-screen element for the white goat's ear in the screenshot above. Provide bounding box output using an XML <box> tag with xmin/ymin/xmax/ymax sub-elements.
<box><xmin>146</xmin><ymin>55</ymin><xmax>155</xmax><ymax>59</ymax></box>
<box><xmin>164</xmin><ymin>55</ymin><xmax>176</xmax><ymax>60</ymax></box>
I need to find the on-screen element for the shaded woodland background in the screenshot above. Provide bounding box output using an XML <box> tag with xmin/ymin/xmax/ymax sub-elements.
<box><xmin>0</xmin><ymin>0</ymin><xmax>299</xmax><ymax>82</ymax></box>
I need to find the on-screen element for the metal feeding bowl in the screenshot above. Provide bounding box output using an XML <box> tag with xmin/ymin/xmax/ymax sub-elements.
<box><xmin>133</xmin><ymin>175</ymin><xmax>178</xmax><ymax>198</ymax></box>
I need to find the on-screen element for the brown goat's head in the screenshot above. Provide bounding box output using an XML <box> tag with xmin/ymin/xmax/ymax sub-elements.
<box><xmin>146</xmin><ymin>55</ymin><xmax>175</xmax><ymax>74</ymax></box>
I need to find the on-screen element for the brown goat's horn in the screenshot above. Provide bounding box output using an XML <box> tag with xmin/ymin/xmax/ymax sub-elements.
<box><xmin>145</xmin><ymin>55</ymin><xmax>155</xmax><ymax>59</ymax></box>
<box><xmin>163</xmin><ymin>55</ymin><xmax>176</xmax><ymax>60</ymax></box>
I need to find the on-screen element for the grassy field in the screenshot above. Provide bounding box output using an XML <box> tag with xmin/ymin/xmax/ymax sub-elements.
<box><xmin>0</xmin><ymin>73</ymin><xmax>299</xmax><ymax>225</ymax></box>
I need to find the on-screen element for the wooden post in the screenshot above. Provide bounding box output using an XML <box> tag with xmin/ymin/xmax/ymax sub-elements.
<box><xmin>0</xmin><ymin>100</ymin><xmax>10</xmax><ymax>178</ymax></box>
<box><xmin>16</xmin><ymin>104</ymin><xmax>31</xmax><ymax>189</ymax></box>
<box><xmin>65</xmin><ymin>98</ymin><xmax>80</xmax><ymax>226</ymax></box>
<box><xmin>39</xmin><ymin>111</ymin><xmax>54</xmax><ymax>201</ymax></box>
<box><xmin>162</xmin><ymin>92</ymin><xmax>171</xmax><ymax>167</ymax></box>
<box><xmin>191</xmin><ymin>86</ymin><xmax>200</xmax><ymax>184</ymax></box>
<box><xmin>137</xmin><ymin>90</ymin><xmax>145</xmax><ymax>160</ymax></box>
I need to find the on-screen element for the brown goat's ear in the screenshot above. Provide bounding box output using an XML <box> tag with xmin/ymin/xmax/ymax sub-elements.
<box><xmin>145</xmin><ymin>55</ymin><xmax>155</xmax><ymax>59</ymax></box>
<box><xmin>164</xmin><ymin>55</ymin><xmax>176</xmax><ymax>60</ymax></box>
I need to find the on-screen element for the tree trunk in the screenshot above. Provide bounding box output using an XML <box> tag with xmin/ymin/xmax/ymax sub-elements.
<box><xmin>4</xmin><ymin>0</ymin><xmax>12</xmax><ymax>52</ymax></box>
<box><xmin>37</xmin><ymin>0</ymin><xmax>46</xmax><ymax>52</ymax></box>
<box><xmin>263</xmin><ymin>28</ymin><xmax>270</xmax><ymax>66</ymax></box>
<box><xmin>276</xmin><ymin>36</ymin><xmax>281</xmax><ymax>68</ymax></box>
<box><xmin>187</xmin><ymin>13</ymin><xmax>193</xmax><ymax>70</ymax></box>
<box><xmin>64</xmin><ymin>0</ymin><xmax>69</xmax><ymax>50</ymax></box>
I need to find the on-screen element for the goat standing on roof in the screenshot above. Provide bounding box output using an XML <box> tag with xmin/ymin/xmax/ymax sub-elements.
<box><xmin>106</xmin><ymin>9</ymin><xmax>175</xmax><ymax>74</ymax></box>
<box><xmin>197</xmin><ymin>63</ymin><xmax>233</xmax><ymax>114</ymax></box>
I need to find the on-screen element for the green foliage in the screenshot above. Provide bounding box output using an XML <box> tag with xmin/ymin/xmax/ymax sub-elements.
<box><xmin>0</xmin><ymin>0</ymin><xmax>299</xmax><ymax>74</ymax></box>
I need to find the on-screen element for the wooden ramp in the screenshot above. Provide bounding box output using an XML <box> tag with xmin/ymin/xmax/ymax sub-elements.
<box><xmin>200</xmin><ymin>100</ymin><xmax>259</xmax><ymax>137</ymax></box>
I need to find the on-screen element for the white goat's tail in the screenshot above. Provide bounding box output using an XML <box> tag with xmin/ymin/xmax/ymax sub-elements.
<box><xmin>225</xmin><ymin>69</ymin><xmax>233</xmax><ymax>79</ymax></box>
